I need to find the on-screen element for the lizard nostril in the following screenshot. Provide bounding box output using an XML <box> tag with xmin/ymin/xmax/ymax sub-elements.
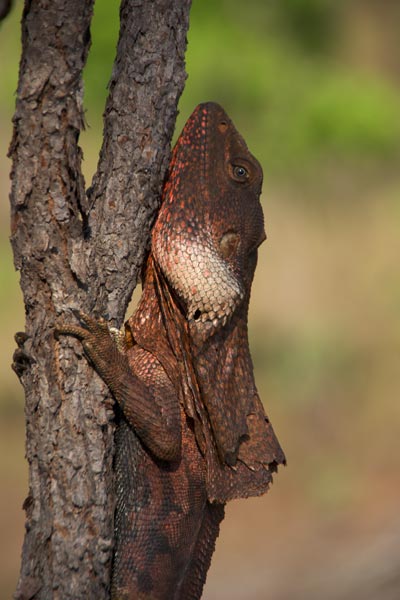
<box><xmin>218</xmin><ymin>121</ymin><xmax>228</xmax><ymax>133</ymax></box>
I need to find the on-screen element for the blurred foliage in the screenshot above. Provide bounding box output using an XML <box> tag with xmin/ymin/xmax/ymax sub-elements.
<box><xmin>82</xmin><ymin>0</ymin><xmax>119</xmax><ymax>128</ymax></box>
<box><xmin>273</xmin><ymin>0</ymin><xmax>338</xmax><ymax>53</ymax></box>
<box><xmin>178</xmin><ymin>0</ymin><xmax>400</xmax><ymax>173</ymax></box>
<box><xmin>2</xmin><ymin>0</ymin><xmax>399</xmax><ymax>175</ymax></box>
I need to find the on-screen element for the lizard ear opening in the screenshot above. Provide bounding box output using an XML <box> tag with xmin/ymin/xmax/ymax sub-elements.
<box><xmin>193</xmin><ymin>309</ymin><xmax>202</xmax><ymax>321</ymax></box>
<box><xmin>220</xmin><ymin>231</ymin><xmax>240</xmax><ymax>259</ymax></box>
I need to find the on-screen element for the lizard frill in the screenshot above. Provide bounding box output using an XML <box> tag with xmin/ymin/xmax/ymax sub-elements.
<box><xmin>126</xmin><ymin>102</ymin><xmax>285</xmax><ymax>503</ymax></box>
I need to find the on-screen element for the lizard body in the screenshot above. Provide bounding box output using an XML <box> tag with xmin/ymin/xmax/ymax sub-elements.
<box><xmin>57</xmin><ymin>102</ymin><xmax>285</xmax><ymax>599</ymax></box>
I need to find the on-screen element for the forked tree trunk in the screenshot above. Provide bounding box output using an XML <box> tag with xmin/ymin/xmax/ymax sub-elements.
<box><xmin>9</xmin><ymin>1</ymin><xmax>191</xmax><ymax>597</ymax></box>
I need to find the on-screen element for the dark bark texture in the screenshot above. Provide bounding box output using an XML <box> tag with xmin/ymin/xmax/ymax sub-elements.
<box><xmin>9</xmin><ymin>0</ymin><xmax>191</xmax><ymax>598</ymax></box>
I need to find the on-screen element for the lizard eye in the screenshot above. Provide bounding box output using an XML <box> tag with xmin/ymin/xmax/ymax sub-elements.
<box><xmin>233</xmin><ymin>166</ymin><xmax>248</xmax><ymax>179</ymax></box>
<box><xmin>231</xmin><ymin>164</ymin><xmax>249</xmax><ymax>183</ymax></box>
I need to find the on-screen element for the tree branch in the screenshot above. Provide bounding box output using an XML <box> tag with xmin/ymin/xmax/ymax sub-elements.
<box><xmin>87</xmin><ymin>0</ymin><xmax>192</xmax><ymax>323</ymax></box>
<box><xmin>9</xmin><ymin>0</ymin><xmax>191</xmax><ymax>598</ymax></box>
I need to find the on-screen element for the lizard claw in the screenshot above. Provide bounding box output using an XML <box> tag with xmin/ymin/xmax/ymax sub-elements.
<box><xmin>55</xmin><ymin>309</ymin><xmax>116</xmax><ymax>355</ymax></box>
<box><xmin>72</xmin><ymin>310</ymin><xmax>109</xmax><ymax>334</ymax></box>
<box><xmin>55</xmin><ymin>310</ymin><xmax>109</xmax><ymax>342</ymax></box>
<box><xmin>55</xmin><ymin>310</ymin><xmax>118</xmax><ymax>378</ymax></box>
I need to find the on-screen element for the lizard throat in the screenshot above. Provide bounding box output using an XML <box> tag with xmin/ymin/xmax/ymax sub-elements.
<box><xmin>154</xmin><ymin>233</ymin><xmax>244</xmax><ymax>330</ymax></box>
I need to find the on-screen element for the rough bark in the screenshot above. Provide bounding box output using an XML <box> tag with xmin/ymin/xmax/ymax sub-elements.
<box><xmin>9</xmin><ymin>0</ymin><xmax>191</xmax><ymax>598</ymax></box>
<box><xmin>87</xmin><ymin>0</ymin><xmax>191</xmax><ymax>322</ymax></box>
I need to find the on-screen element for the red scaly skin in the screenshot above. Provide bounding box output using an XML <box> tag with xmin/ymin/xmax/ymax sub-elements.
<box><xmin>56</xmin><ymin>102</ymin><xmax>285</xmax><ymax>600</ymax></box>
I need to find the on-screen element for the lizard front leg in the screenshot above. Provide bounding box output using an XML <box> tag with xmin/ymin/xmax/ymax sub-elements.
<box><xmin>55</xmin><ymin>311</ymin><xmax>181</xmax><ymax>461</ymax></box>
<box><xmin>57</xmin><ymin>313</ymin><xmax>208</xmax><ymax>600</ymax></box>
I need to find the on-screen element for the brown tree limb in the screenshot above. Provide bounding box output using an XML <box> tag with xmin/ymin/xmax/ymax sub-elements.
<box><xmin>9</xmin><ymin>0</ymin><xmax>191</xmax><ymax>598</ymax></box>
<box><xmin>87</xmin><ymin>0</ymin><xmax>192</xmax><ymax>323</ymax></box>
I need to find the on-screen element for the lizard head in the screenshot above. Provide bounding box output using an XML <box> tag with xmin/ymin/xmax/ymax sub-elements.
<box><xmin>152</xmin><ymin>102</ymin><xmax>265</xmax><ymax>338</ymax></box>
<box><xmin>205</xmin><ymin>102</ymin><xmax>265</xmax><ymax>255</ymax></box>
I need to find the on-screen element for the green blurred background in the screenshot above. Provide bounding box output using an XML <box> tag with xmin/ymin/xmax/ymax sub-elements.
<box><xmin>1</xmin><ymin>1</ymin><xmax>400</xmax><ymax>597</ymax></box>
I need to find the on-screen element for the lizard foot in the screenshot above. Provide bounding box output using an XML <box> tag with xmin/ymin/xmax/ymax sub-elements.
<box><xmin>55</xmin><ymin>312</ymin><xmax>120</xmax><ymax>409</ymax></box>
<box><xmin>55</xmin><ymin>310</ymin><xmax>109</xmax><ymax>341</ymax></box>
<box><xmin>56</xmin><ymin>310</ymin><xmax>126</xmax><ymax>353</ymax></box>
<box><xmin>55</xmin><ymin>311</ymin><xmax>119</xmax><ymax>379</ymax></box>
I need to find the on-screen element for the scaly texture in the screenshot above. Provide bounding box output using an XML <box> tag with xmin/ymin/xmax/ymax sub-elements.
<box><xmin>57</xmin><ymin>102</ymin><xmax>285</xmax><ymax>599</ymax></box>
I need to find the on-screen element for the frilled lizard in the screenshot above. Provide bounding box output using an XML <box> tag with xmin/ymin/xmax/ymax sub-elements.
<box><xmin>56</xmin><ymin>102</ymin><xmax>285</xmax><ymax>599</ymax></box>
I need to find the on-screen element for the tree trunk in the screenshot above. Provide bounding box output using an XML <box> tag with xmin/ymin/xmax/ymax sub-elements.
<box><xmin>9</xmin><ymin>1</ymin><xmax>191</xmax><ymax>598</ymax></box>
